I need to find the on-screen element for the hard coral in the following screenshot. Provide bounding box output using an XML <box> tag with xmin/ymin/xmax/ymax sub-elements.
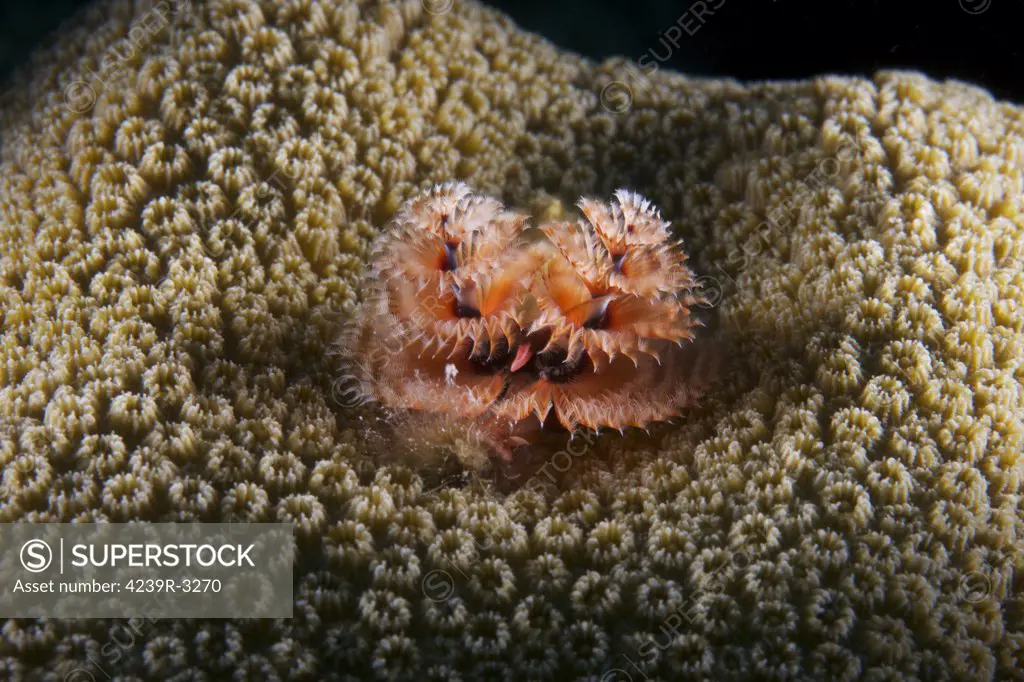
<box><xmin>1</xmin><ymin>0</ymin><xmax>1023</xmax><ymax>680</ymax></box>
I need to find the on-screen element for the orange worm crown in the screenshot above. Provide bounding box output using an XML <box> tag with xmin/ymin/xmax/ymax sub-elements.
<box><xmin>337</xmin><ymin>183</ymin><xmax>717</xmax><ymax>461</ymax></box>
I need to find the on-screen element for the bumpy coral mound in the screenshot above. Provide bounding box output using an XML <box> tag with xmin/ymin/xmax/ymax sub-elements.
<box><xmin>1</xmin><ymin>0</ymin><xmax>1022</xmax><ymax>679</ymax></box>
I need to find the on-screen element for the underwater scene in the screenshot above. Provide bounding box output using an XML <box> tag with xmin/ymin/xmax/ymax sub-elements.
<box><xmin>0</xmin><ymin>0</ymin><xmax>1021</xmax><ymax>680</ymax></box>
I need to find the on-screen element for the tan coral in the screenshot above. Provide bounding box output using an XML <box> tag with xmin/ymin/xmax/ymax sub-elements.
<box><xmin>1</xmin><ymin>0</ymin><xmax>1023</xmax><ymax>679</ymax></box>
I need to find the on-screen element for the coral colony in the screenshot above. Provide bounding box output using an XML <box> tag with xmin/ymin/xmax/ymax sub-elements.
<box><xmin>2</xmin><ymin>0</ymin><xmax>1022</xmax><ymax>676</ymax></box>
<box><xmin>339</xmin><ymin>183</ymin><xmax>718</xmax><ymax>463</ymax></box>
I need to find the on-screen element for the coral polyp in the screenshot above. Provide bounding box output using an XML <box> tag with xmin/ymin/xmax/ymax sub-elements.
<box><xmin>339</xmin><ymin>184</ymin><xmax>717</xmax><ymax>462</ymax></box>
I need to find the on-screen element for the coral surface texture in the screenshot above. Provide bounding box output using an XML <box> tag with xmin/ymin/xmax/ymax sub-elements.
<box><xmin>1</xmin><ymin>0</ymin><xmax>1022</xmax><ymax>680</ymax></box>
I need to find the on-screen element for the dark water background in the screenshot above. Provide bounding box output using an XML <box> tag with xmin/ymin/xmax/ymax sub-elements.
<box><xmin>0</xmin><ymin>0</ymin><xmax>1021</xmax><ymax>102</ymax></box>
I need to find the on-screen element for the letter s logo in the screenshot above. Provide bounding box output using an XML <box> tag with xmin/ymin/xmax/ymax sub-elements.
<box><xmin>20</xmin><ymin>540</ymin><xmax>52</xmax><ymax>573</ymax></box>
